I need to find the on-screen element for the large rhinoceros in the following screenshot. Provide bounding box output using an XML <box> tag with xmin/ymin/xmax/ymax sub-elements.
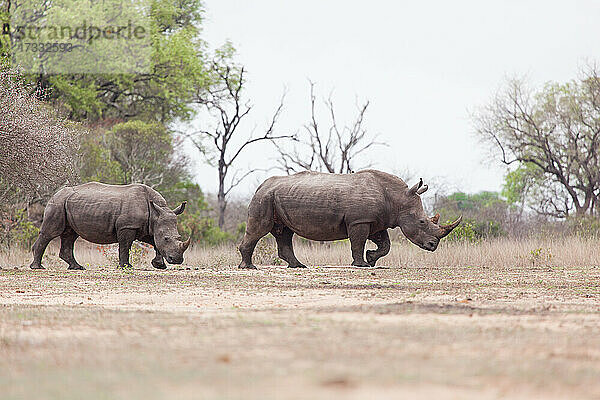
<box><xmin>29</xmin><ymin>182</ymin><xmax>191</xmax><ymax>270</ymax></box>
<box><xmin>238</xmin><ymin>170</ymin><xmax>461</xmax><ymax>269</ymax></box>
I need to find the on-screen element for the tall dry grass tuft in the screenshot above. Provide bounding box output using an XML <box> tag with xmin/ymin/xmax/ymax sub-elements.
<box><xmin>186</xmin><ymin>235</ymin><xmax>600</xmax><ymax>269</ymax></box>
<box><xmin>2</xmin><ymin>236</ymin><xmax>599</xmax><ymax>269</ymax></box>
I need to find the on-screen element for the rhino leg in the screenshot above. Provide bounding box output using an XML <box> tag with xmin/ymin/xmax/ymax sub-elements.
<box><xmin>30</xmin><ymin>203</ymin><xmax>66</xmax><ymax>270</ymax></box>
<box><xmin>366</xmin><ymin>230</ymin><xmax>390</xmax><ymax>267</ymax></box>
<box><xmin>59</xmin><ymin>229</ymin><xmax>84</xmax><ymax>270</ymax></box>
<box><xmin>238</xmin><ymin>216</ymin><xmax>273</xmax><ymax>269</ymax></box>
<box><xmin>116</xmin><ymin>229</ymin><xmax>136</xmax><ymax>268</ymax></box>
<box><xmin>348</xmin><ymin>223</ymin><xmax>371</xmax><ymax>267</ymax></box>
<box><xmin>140</xmin><ymin>236</ymin><xmax>166</xmax><ymax>269</ymax></box>
<box><xmin>272</xmin><ymin>225</ymin><xmax>306</xmax><ymax>268</ymax></box>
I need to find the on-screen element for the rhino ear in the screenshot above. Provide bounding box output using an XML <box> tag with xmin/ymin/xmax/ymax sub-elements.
<box><xmin>149</xmin><ymin>200</ymin><xmax>164</xmax><ymax>216</ymax></box>
<box><xmin>172</xmin><ymin>201</ymin><xmax>186</xmax><ymax>215</ymax></box>
<box><xmin>407</xmin><ymin>178</ymin><xmax>423</xmax><ymax>196</ymax></box>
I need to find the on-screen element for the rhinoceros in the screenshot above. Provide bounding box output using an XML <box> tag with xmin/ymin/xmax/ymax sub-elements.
<box><xmin>29</xmin><ymin>182</ymin><xmax>191</xmax><ymax>270</ymax></box>
<box><xmin>238</xmin><ymin>170</ymin><xmax>461</xmax><ymax>269</ymax></box>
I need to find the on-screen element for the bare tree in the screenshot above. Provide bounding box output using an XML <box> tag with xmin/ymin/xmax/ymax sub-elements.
<box><xmin>474</xmin><ymin>65</ymin><xmax>600</xmax><ymax>217</ymax></box>
<box><xmin>0</xmin><ymin>64</ymin><xmax>80</xmax><ymax>204</ymax></box>
<box><xmin>274</xmin><ymin>81</ymin><xmax>384</xmax><ymax>174</ymax></box>
<box><xmin>188</xmin><ymin>62</ymin><xmax>292</xmax><ymax>229</ymax></box>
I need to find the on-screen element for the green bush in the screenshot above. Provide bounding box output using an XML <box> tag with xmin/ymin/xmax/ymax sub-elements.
<box><xmin>1</xmin><ymin>208</ymin><xmax>40</xmax><ymax>249</ymax></box>
<box><xmin>444</xmin><ymin>219</ymin><xmax>478</xmax><ymax>243</ymax></box>
<box><xmin>178</xmin><ymin>213</ymin><xmax>233</xmax><ymax>246</ymax></box>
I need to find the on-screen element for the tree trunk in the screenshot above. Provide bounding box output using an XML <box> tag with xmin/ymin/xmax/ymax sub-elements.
<box><xmin>217</xmin><ymin>162</ymin><xmax>227</xmax><ymax>230</ymax></box>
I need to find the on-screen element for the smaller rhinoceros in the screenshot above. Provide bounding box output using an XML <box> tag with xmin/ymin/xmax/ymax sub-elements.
<box><xmin>238</xmin><ymin>170</ymin><xmax>461</xmax><ymax>269</ymax></box>
<box><xmin>29</xmin><ymin>182</ymin><xmax>191</xmax><ymax>270</ymax></box>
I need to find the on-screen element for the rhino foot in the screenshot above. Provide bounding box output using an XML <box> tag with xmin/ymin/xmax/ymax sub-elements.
<box><xmin>30</xmin><ymin>263</ymin><xmax>45</xmax><ymax>270</ymax></box>
<box><xmin>351</xmin><ymin>261</ymin><xmax>372</xmax><ymax>268</ymax></box>
<box><xmin>366</xmin><ymin>251</ymin><xmax>377</xmax><ymax>267</ymax></box>
<box><xmin>288</xmin><ymin>263</ymin><xmax>307</xmax><ymax>268</ymax></box>
<box><xmin>151</xmin><ymin>259</ymin><xmax>167</xmax><ymax>270</ymax></box>
<box><xmin>238</xmin><ymin>264</ymin><xmax>258</xmax><ymax>270</ymax></box>
<box><xmin>67</xmin><ymin>264</ymin><xmax>85</xmax><ymax>270</ymax></box>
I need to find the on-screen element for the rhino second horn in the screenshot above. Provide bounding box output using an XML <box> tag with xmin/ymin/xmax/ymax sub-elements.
<box><xmin>416</xmin><ymin>184</ymin><xmax>428</xmax><ymax>195</ymax></box>
<box><xmin>438</xmin><ymin>216</ymin><xmax>462</xmax><ymax>238</ymax></box>
<box><xmin>430</xmin><ymin>213</ymin><xmax>440</xmax><ymax>225</ymax></box>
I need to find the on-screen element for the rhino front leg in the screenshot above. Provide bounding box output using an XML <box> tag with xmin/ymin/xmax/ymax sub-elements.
<box><xmin>151</xmin><ymin>252</ymin><xmax>166</xmax><ymax>269</ymax></box>
<box><xmin>348</xmin><ymin>223</ymin><xmax>371</xmax><ymax>267</ymax></box>
<box><xmin>272</xmin><ymin>225</ymin><xmax>306</xmax><ymax>268</ymax></box>
<box><xmin>140</xmin><ymin>236</ymin><xmax>166</xmax><ymax>269</ymax></box>
<box><xmin>238</xmin><ymin>215</ymin><xmax>273</xmax><ymax>269</ymax></box>
<box><xmin>116</xmin><ymin>229</ymin><xmax>136</xmax><ymax>268</ymax></box>
<box><xmin>366</xmin><ymin>229</ymin><xmax>391</xmax><ymax>267</ymax></box>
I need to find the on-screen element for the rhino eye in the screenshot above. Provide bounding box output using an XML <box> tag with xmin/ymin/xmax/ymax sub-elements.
<box><xmin>419</xmin><ymin>220</ymin><xmax>426</xmax><ymax>225</ymax></box>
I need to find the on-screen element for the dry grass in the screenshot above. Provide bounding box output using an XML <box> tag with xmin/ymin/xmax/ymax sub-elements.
<box><xmin>186</xmin><ymin>234</ymin><xmax>600</xmax><ymax>270</ymax></box>
<box><xmin>2</xmin><ymin>233</ymin><xmax>600</xmax><ymax>270</ymax></box>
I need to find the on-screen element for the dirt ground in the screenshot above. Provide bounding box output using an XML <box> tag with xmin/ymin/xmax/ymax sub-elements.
<box><xmin>1</xmin><ymin>256</ymin><xmax>600</xmax><ymax>399</ymax></box>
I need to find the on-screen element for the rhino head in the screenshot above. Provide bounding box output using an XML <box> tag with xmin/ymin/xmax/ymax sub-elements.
<box><xmin>149</xmin><ymin>200</ymin><xmax>191</xmax><ymax>264</ymax></box>
<box><xmin>397</xmin><ymin>179</ymin><xmax>462</xmax><ymax>251</ymax></box>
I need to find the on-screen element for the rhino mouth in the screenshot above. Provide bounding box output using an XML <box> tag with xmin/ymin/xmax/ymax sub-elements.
<box><xmin>423</xmin><ymin>240</ymin><xmax>438</xmax><ymax>251</ymax></box>
<box><xmin>166</xmin><ymin>255</ymin><xmax>184</xmax><ymax>264</ymax></box>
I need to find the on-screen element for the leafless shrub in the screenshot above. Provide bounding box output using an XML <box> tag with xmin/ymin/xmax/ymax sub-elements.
<box><xmin>0</xmin><ymin>64</ymin><xmax>80</xmax><ymax>204</ymax></box>
<box><xmin>274</xmin><ymin>81</ymin><xmax>385</xmax><ymax>174</ymax></box>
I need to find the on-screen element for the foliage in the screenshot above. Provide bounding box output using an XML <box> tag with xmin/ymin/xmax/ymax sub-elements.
<box><xmin>2</xmin><ymin>0</ymin><xmax>209</xmax><ymax>123</ymax></box>
<box><xmin>475</xmin><ymin>66</ymin><xmax>600</xmax><ymax>217</ymax></box>
<box><xmin>177</xmin><ymin>213</ymin><xmax>233</xmax><ymax>246</ymax></box>
<box><xmin>0</xmin><ymin>208</ymin><xmax>39</xmax><ymax>249</ymax></box>
<box><xmin>79</xmin><ymin>121</ymin><xmax>190</xmax><ymax>192</ymax></box>
<box><xmin>528</xmin><ymin>247</ymin><xmax>553</xmax><ymax>268</ymax></box>
<box><xmin>444</xmin><ymin>220</ymin><xmax>478</xmax><ymax>243</ymax></box>
<box><xmin>0</xmin><ymin>63</ymin><xmax>80</xmax><ymax>203</ymax></box>
<box><xmin>434</xmin><ymin>191</ymin><xmax>508</xmax><ymax>239</ymax></box>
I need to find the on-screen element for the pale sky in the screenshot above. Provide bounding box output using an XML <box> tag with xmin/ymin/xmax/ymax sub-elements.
<box><xmin>186</xmin><ymin>0</ymin><xmax>600</xmax><ymax>197</ymax></box>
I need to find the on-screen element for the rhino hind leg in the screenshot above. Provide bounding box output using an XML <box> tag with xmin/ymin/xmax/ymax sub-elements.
<box><xmin>59</xmin><ymin>229</ymin><xmax>84</xmax><ymax>270</ymax></box>
<box><xmin>366</xmin><ymin>230</ymin><xmax>391</xmax><ymax>267</ymax></box>
<box><xmin>348</xmin><ymin>223</ymin><xmax>371</xmax><ymax>267</ymax></box>
<box><xmin>272</xmin><ymin>225</ymin><xmax>306</xmax><ymax>268</ymax></box>
<box><xmin>30</xmin><ymin>203</ymin><xmax>67</xmax><ymax>270</ymax></box>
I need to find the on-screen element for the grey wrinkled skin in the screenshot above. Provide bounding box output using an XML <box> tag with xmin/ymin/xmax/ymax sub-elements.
<box><xmin>29</xmin><ymin>182</ymin><xmax>190</xmax><ymax>270</ymax></box>
<box><xmin>238</xmin><ymin>170</ymin><xmax>461</xmax><ymax>269</ymax></box>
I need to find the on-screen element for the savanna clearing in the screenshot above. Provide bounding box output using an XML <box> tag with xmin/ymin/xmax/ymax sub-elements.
<box><xmin>1</xmin><ymin>237</ymin><xmax>600</xmax><ymax>399</ymax></box>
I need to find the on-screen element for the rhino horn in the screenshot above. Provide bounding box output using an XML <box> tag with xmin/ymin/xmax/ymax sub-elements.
<box><xmin>430</xmin><ymin>213</ymin><xmax>440</xmax><ymax>224</ymax></box>
<box><xmin>437</xmin><ymin>216</ymin><xmax>462</xmax><ymax>238</ymax></box>
<box><xmin>416</xmin><ymin>184</ymin><xmax>428</xmax><ymax>195</ymax></box>
<box><xmin>408</xmin><ymin>178</ymin><xmax>423</xmax><ymax>196</ymax></box>
<box><xmin>180</xmin><ymin>237</ymin><xmax>191</xmax><ymax>252</ymax></box>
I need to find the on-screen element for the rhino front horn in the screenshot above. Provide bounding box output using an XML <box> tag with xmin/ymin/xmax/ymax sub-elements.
<box><xmin>180</xmin><ymin>237</ymin><xmax>191</xmax><ymax>252</ymax></box>
<box><xmin>438</xmin><ymin>216</ymin><xmax>462</xmax><ymax>238</ymax></box>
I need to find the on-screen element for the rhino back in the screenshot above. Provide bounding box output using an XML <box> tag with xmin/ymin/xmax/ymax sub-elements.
<box><xmin>264</xmin><ymin>171</ymin><xmax>391</xmax><ymax>240</ymax></box>
<box><xmin>64</xmin><ymin>182</ymin><xmax>153</xmax><ymax>244</ymax></box>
